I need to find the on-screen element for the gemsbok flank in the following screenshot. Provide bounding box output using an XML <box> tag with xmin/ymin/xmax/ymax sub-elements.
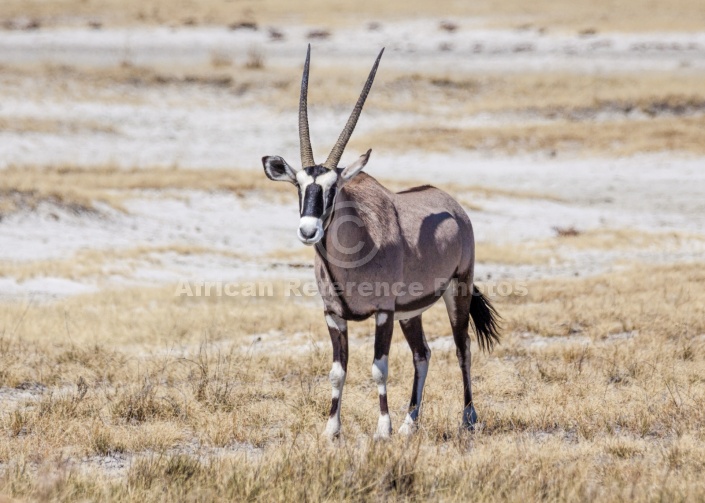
<box><xmin>262</xmin><ymin>45</ymin><xmax>500</xmax><ymax>440</ymax></box>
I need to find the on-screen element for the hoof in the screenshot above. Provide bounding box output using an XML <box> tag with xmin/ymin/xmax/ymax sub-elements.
<box><xmin>462</xmin><ymin>404</ymin><xmax>478</xmax><ymax>431</ymax></box>
<box><xmin>324</xmin><ymin>419</ymin><xmax>341</xmax><ymax>441</ymax></box>
<box><xmin>398</xmin><ymin>422</ymin><xmax>415</xmax><ymax>437</ymax></box>
<box><xmin>398</xmin><ymin>413</ymin><xmax>417</xmax><ymax>436</ymax></box>
<box><xmin>374</xmin><ymin>414</ymin><xmax>392</xmax><ymax>440</ymax></box>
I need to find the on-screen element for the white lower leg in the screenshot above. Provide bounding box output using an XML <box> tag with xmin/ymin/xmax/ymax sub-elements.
<box><xmin>324</xmin><ymin>361</ymin><xmax>346</xmax><ymax>439</ymax></box>
<box><xmin>371</xmin><ymin>356</ymin><xmax>391</xmax><ymax>439</ymax></box>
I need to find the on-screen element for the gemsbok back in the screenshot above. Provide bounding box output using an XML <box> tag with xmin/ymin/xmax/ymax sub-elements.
<box><xmin>262</xmin><ymin>46</ymin><xmax>500</xmax><ymax>440</ymax></box>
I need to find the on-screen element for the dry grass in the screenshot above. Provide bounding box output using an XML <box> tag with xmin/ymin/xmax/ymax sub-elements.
<box><xmin>477</xmin><ymin>229</ymin><xmax>705</xmax><ymax>266</ymax></box>
<box><xmin>549</xmin><ymin>228</ymin><xmax>705</xmax><ymax>251</ymax></box>
<box><xmin>275</xmin><ymin>70</ymin><xmax>705</xmax><ymax>156</ymax></box>
<box><xmin>8</xmin><ymin>64</ymin><xmax>704</xmax><ymax>113</ymax></box>
<box><xmin>475</xmin><ymin>242</ymin><xmax>553</xmax><ymax>266</ymax></box>
<box><xmin>0</xmin><ymin>165</ymin><xmax>291</xmax><ymax>217</ymax></box>
<box><xmin>335</xmin><ymin>71</ymin><xmax>705</xmax><ymax>155</ymax></box>
<box><xmin>307</xmin><ymin>71</ymin><xmax>705</xmax><ymax>124</ymax></box>
<box><xmin>4</xmin><ymin>227</ymin><xmax>694</xmax><ymax>286</ymax></box>
<box><xmin>1</xmin><ymin>263</ymin><xmax>704</xmax><ymax>500</ymax></box>
<box><xmin>3</xmin><ymin>64</ymin><xmax>705</xmax><ymax>158</ymax></box>
<box><xmin>354</xmin><ymin>115</ymin><xmax>705</xmax><ymax>156</ymax></box>
<box><xmin>0</xmin><ymin>164</ymin><xmax>561</xmax><ymax>219</ymax></box>
<box><xmin>0</xmin><ymin>117</ymin><xmax>116</xmax><ymax>135</ymax></box>
<box><xmin>1</xmin><ymin>0</ymin><xmax>705</xmax><ymax>31</ymax></box>
<box><xmin>0</xmin><ymin>245</ymin><xmax>243</xmax><ymax>282</ymax></box>
<box><xmin>312</xmin><ymin>69</ymin><xmax>705</xmax><ymax>155</ymax></box>
<box><xmin>0</xmin><ymin>165</ymin><xmax>279</xmax><ymax>195</ymax></box>
<box><xmin>265</xmin><ymin>246</ymin><xmax>316</xmax><ymax>264</ymax></box>
<box><xmin>0</xmin><ymin>63</ymin><xmax>251</xmax><ymax>104</ymax></box>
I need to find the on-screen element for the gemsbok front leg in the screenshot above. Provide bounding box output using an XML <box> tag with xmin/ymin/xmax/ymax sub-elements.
<box><xmin>372</xmin><ymin>310</ymin><xmax>395</xmax><ymax>440</ymax></box>
<box><xmin>324</xmin><ymin>312</ymin><xmax>348</xmax><ymax>440</ymax></box>
<box><xmin>398</xmin><ymin>315</ymin><xmax>431</xmax><ymax>436</ymax></box>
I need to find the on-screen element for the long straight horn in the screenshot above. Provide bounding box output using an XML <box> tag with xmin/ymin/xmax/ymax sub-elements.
<box><xmin>323</xmin><ymin>48</ymin><xmax>384</xmax><ymax>169</ymax></box>
<box><xmin>299</xmin><ymin>44</ymin><xmax>315</xmax><ymax>167</ymax></box>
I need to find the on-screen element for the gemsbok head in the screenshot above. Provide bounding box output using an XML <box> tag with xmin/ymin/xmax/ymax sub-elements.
<box><xmin>262</xmin><ymin>45</ymin><xmax>500</xmax><ymax>440</ymax></box>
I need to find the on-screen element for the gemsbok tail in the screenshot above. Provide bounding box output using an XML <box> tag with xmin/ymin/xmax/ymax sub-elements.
<box><xmin>470</xmin><ymin>285</ymin><xmax>501</xmax><ymax>352</ymax></box>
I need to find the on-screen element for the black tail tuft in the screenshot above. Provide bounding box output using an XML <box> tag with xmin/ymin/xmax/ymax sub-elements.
<box><xmin>470</xmin><ymin>285</ymin><xmax>501</xmax><ymax>353</ymax></box>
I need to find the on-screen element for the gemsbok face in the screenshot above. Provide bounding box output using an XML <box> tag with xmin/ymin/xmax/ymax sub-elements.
<box><xmin>262</xmin><ymin>45</ymin><xmax>381</xmax><ymax>245</ymax></box>
<box><xmin>262</xmin><ymin>156</ymin><xmax>371</xmax><ymax>245</ymax></box>
<box><xmin>261</xmin><ymin>45</ymin><xmax>500</xmax><ymax>441</ymax></box>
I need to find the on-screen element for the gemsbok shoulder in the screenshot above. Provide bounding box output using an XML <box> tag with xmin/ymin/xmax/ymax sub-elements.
<box><xmin>262</xmin><ymin>46</ymin><xmax>500</xmax><ymax>440</ymax></box>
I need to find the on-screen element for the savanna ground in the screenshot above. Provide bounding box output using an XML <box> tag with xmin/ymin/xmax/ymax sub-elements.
<box><xmin>1</xmin><ymin>1</ymin><xmax>705</xmax><ymax>501</ymax></box>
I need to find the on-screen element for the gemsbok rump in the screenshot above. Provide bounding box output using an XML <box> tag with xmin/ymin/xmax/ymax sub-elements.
<box><xmin>262</xmin><ymin>46</ymin><xmax>500</xmax><ymax>439</ymax></box>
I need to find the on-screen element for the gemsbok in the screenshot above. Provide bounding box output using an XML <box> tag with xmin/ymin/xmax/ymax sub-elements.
<box><xmin>262</xmin><ymin>46</ymin><xmax>500</xmax><ymax>440</ymax></box>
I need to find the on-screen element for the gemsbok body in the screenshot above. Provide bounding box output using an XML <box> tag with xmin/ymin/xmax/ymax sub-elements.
<box><xmin>262</xmin><ymin>46</ymin><xmax>500</xmax><ymax>440</ymax></box>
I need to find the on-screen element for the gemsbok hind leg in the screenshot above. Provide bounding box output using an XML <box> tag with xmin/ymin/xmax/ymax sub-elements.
<box><xmin>443</xmin><ymin>277</ymin><xmax>478</xmax><ymax>430</ymax></box>
<box><xmin>398</xmin><ymin>315</ymin><xmax>431</xmax><ymax>436</ymax></box>
<box><xmin>372</xmin><ymin>310</ymin><xmax>395</xmax><ymax>440</ymax></box>
<box><xmin>324</xmin><ymin>312</ymin><xmax>348</xmax><ymax>440</ymax></box>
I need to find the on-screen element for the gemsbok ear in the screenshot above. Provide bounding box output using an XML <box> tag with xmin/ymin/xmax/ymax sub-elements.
<box><xmin>262</xmin><ymin>156</ymin><xmax>298</xmax><ymax>184</ymax></box>
<box><xmin>340</xmin><ymin>149</ymin><xmax>371</xmax><ymax>182</ymax></box>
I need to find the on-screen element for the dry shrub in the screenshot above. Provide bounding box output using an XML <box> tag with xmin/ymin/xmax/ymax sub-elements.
<box><xmin>245</xmin><ymin>46</ymin><xmax>265</xmax><ymax>70</ymax></box>
<box><xmin>36</xmin><ymin>380</ymin><xmax>91</xmax><ymax>422</ymax></box>
<box><xmin>439</xmin><ymin>20</ymin><xmax>458</xmax><ymax>32</ymax></box>
<box><xmin>553</xmin><ymin>226</ymin><xmax>581</xmax><ymax>237</ymax></box>
<box><xmin>90</xmin><ymin>423</ymin><xmax>126</xmax><ymax>455</ymax></box>
<box><xmin>307</xmin><ymin>28</ymin><xmax>331</xmax><ymax>39</ymax></box>
<box><xmin>228</xmin><ymin>21</ymin><xmax>257</xmax><ymax>31</ymax></box>
<box><xmin>128</xmin><ymin>455</ymin><xmax>204</xmax><ymax>492</ymax></box>
<box><xmin>186</xmin><ymin>344</ymin><xmax>240</xmax><ymax>412</ymax></box>
<box><xmin>110</xmin><ymin>380</ymin><xmax>185</xmax><ymax>424</ymax></box>
<box><xmin>210</xmin><ymin>50</ymin><xmax>233</xmax><ymax>68</ymax></box>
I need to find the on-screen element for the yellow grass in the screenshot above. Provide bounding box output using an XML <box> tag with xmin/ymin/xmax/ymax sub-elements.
<box><xmin>355</xmin><ymin>115</ymin><xmax>705</xmax><ymax>156</ymax></box>
<box><xmin>0</xmin><ymin>245</ymin><xmax>243</xmax><ymax>282</ymax></box>
<box><xmin>549</xmin><ymin>228</ymin><xmax>705</xmax><ymax>251</ymax></box>
<box><xmin>0</xmin><ymin>263</ymin><xmax>704</xmax><ymax>500</ymax></box>
<box><xmin>475</xmin><ymin>242</ymin><xmax>553</xmax><ymax>266</ymax></box>
<box><xmin>2</xmin><ymin>0</ymin><xmax>705</xmax><ymax>32</ymax></box>
<box><xmin>0</xmin><ymin>165</ymin><xmax>291</xmax><ymax>216</ymax></box>
<box><xmin>0</xmin><ymin>164</ymin><xmax>561</xmax><ymax>219</ymax></box>
<box><xmin>7</xmin><ymin>65</ymin><xmax>704</xmax><ymax>114</ymax></box>
<box><xmin>0</xmin><ymin>117</ymin><xmax>116</xmax><ymax>135</ymax></box>
<box><xmin>422</xmin><ymin>73</ymin><xmax>705</xmax><ymax>117</ymax></box>
<box><xmin>265</xmin><ymin>246</ymin><xmax>316</xmax><ymax>263</ymax></box>
<box><xmin>316</xmin><ymin>72</ymin><xmax>705</xmax><ymax>119</ymax></box>
<box><xmin>3</xmin><ymin>227</ymin><xmax>698</xmax><ymax>286</ymax></box>
<box><xmin>4</xmin><ymin>63</ymin><xmax>704</xmax><ymax>158</ymax></box>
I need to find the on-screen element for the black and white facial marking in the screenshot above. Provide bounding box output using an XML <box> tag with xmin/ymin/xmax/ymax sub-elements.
<box><xmin>295</xmin><ymin>166</ymin><xmax>339</xmax><ymax>245</ymax></box>
<box><xmin>262</xmin><ymin>150</ymin><xmax>370</xmax><ymax>245</ymax></box>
